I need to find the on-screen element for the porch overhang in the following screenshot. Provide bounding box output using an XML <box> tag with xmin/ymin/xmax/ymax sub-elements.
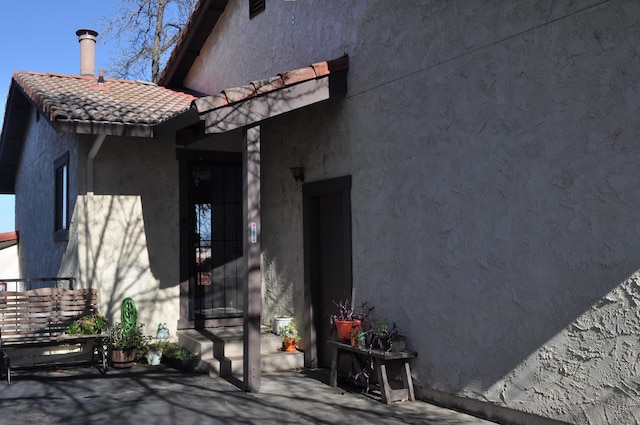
<box><xmin>188</xmin><ymin>55</ymin><xmax>348</xmax><ymax>135</ymax></box>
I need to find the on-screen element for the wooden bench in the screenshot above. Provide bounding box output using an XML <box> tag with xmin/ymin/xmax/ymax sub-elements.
<box><xmin>0</xmin><ymin>288</ymin><xmax>108</xmax><ymax>384</ymax></box>
<box><xmin>328</xmin><ymin>341</ymin><xmax>417</xmax><ymax>404</ymax></box>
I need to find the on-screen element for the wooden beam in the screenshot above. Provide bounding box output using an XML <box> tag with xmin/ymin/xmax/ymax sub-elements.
<box><xmin>202</xmin><ymin>76</ymin><xmax>336</xmax><ymax>134</ymax></box>
<box><xmin>243</xmin><ymin>125</ymin><xmax>261</xmax><ymax>392</ymax></box>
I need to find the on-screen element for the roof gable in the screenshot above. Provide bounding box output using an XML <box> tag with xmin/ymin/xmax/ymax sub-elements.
<box><xmin>158</xmin><ymin>0</ymin><xmax>229</xmax><ymax>89</ymax></box>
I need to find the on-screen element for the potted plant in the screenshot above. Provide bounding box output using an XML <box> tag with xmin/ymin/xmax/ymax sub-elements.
<box><xmin>65</xmin><ymin>313</ymin><xmax>109</xmax><ymax>365</ymax></box>
<box><xmin>162</xmin><ymin>342</ymin><xmax>199</xmax><ymax>372</ymax></box>
<box><xmin>329</xmin><ymin>299</ymin><xmax>374</xmax><ymax>342</ymax></box>
<box><xmin>363</xmin><ymin>319</ymin><xmax>405</xmax><ymax>352</ymax></box>
<box><xmin>273</xmin><ymin>313</ymin><xmax>294</xmax><ymax>336</ymax></box>
<box><xmin>280</xmin><ymin>322</ymin><xmax>301</xmax><ymax>352</ymax></box>
<box><xmin>110</xmin><ymin>297</ymin><xmax>144</xmax><ymax>368</ymax></box>
<box><xmin>141</xmin><ymin>339</ymin><xmax>170</xmax><ymax>366</ymax></box>
<box><xmin>66</xmin><ymin>313</ymin><xmax>108</xmax><ymax>336</ymax></box>
<box><xmin>110</xmin><ymin>321</ymin><xmax>145</xmax><ymax>368</ymax></box>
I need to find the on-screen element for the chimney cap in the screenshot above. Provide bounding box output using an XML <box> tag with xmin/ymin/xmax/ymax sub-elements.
<box><xmin>76</xmin><ymin>29</ymin><xmax>98</xmax><ymax>37</ymax></box>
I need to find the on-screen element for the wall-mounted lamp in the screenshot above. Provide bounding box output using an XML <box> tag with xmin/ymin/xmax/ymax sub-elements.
<box><xmin>290</xmin><ymin>166</ymin><xmax>305</xmax><ymax>182</ymax></box>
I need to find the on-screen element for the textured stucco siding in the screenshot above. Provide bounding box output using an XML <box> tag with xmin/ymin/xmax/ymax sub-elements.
<box><xmin>15</xmin><ymin>104</ymin><xmax>181</xmax><ymax>334</ymax></box>
<box><xmin>15</xmin><ymin>109</ymin><xmax>80</xmax><ymax>279</ymax></box>
<box><xmin>76</xmin><ymin>136</ymin><xmax>181</xmax><ymax>333</ymax></box>
<box><xmin>185</xmin><ymin>1</ymin><xmax>640</xmax><ymax>423</ymax></box>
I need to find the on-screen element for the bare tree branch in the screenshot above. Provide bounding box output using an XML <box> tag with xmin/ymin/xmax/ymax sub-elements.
<box><xmin>99</xmin><ymin>0</ymin><xmax>195</xmax><ymax>83</ymax></box>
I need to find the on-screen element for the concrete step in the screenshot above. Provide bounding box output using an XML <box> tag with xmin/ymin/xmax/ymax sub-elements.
<box><xmin>177</xmin><ymin>327</ymin><xmax>304</xmax><ymax>377</ymax></box>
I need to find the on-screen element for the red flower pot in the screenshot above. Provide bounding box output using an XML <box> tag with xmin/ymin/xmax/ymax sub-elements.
<box><xmin>282</xmin><ymin>337</ymin><xmax>297</xmax><ymax>352</ymax></box>
<box><xmin>334</xmin><ymin>319</ymin><xmax>361</xmax><ymax>342</ymax></box>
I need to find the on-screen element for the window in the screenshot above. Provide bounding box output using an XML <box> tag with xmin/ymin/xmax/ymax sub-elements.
<box><xmin>249</xmin><ymin>0</ymin><xmax>265</xmax><ymax>19</ymax></box>
<box><xmin>54</xmin><ymin>152</ymin><xmax>69</xmax><ymax>240</ymax></box>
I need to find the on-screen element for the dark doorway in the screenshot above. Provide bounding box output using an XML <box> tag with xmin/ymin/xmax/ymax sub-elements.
<box><xmin>303</xmin><ymin>176</ymin><xmax>352</xmax><ymax>368</ymax></box>
<box><xmin>178</xmin><ymin>150</ymin><xmax>244</xmax><ymax>328</ymax></box>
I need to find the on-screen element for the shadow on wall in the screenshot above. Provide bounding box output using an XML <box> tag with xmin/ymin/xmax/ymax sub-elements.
<box><xmin>263</xmin><ymin>251</ymin><xmax>295</xmax><ymax>324</ymax></box>
<box><xmin>81</xmin><ymin>193</ymin><xmax>175</xmax><ymax>326</ymax></box>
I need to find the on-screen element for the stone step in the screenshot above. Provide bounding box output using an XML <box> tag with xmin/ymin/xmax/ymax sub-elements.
<box><xmin>177</xmin><ymin>327</ymin><xmax>304</xmax><ymax>377</ymax></box>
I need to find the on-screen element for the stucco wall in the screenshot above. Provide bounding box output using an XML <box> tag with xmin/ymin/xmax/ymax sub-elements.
<box><xmin>76</xmin><ymin>135</ymin><xmax>181</xmax><ymax>334</ymax></box>
<box><xmin>14</xmin><ymin>105</ymin><xmax>182</xmax><ymax>334</ymax></box>
<box><xmin>184</xmin><ymin>1</ymin><xmax>639</xmax><ymax>423</ymax></box>
<box><xmin>15</xmin><ymin>109</ymin><xmax>80</xmax><ymax>279</ymax></box>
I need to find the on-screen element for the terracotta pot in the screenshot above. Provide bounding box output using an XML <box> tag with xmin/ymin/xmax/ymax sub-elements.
<box><xmin>334</xmin><ymin>319</ymin><xmax>361</xmax><ymax>342</ymax></box>
<box><xmin>282</xmin><ymin>337</ymin><xmax>297</xmax><ymax>352</ymax></box>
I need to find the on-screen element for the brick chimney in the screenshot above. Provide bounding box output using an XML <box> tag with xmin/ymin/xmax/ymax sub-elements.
<box><xmin>76</xmin><ymin>29</ymin><xmax>98</xmax><ymax>76</ymax></box>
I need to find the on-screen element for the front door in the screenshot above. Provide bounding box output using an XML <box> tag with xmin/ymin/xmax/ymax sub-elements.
<box><xmin>304</xmin><ymin>176</ymin><xmax>352</xmax><ymax>368</ymax></box>
<box><xmin>184</xmin><ymin>153</ymin><xmax>244</xmax><ymax>327</ymax></box>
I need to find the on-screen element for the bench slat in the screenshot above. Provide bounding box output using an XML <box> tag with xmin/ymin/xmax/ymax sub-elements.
<box><xmin>2</xmin><ymin>334</ymin><xmax>105</xmax><ymax>345</ymax></box>
<box><xmin>0</xmin><ymin>288</ymin><xmax>102</xmax><ymax>342</ymax></box>
<box><xmin>0</xmin><ymin>288</ymin><xmax>108</xmax><ymax>381</ymax></box>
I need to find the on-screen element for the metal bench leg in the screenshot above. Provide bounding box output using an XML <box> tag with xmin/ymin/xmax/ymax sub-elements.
<box><xmin>93</xmin><ymin>340</ymin><xmax>108</xmax><ymax>375</ymax></box>
<box><xmin>99</xmin><ymin>342</ymin><xmax>108</xmax><ymax>374</ymax></box>
<box><xmin>2</xmin><ymin>350</ymin><xmax>11</xmax><ymax>385</ymax></box>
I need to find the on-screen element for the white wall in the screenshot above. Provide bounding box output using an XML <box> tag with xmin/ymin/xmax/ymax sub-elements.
<box><xmin>76</xmin><ymin>135</ymin><xmax>181</xmax><ymax>336</ymax></box>
<box><xmin>0</xmin><ymin>244</ymin><xmax>19</xmax><ymax>284</ymax></box>
<box><xmin>184</xmin><ymin>1</ymin><xmax>640</xmax><ymax>423</ymax></box>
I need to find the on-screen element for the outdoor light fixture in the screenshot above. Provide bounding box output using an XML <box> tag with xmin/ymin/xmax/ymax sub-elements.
<box><xmin>290</xmin><ymin>166</ymin><xmax>305</xmax><ymax>182</ymax></box>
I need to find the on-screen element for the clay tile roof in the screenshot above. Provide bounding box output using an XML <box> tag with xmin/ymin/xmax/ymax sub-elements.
<box><xmin>12</xmin><ymin>72</ymin><xmax>197</xmax><ymax>137</ymax></box>
<box><xmin>193</xmin><ymin>55</ymin><xmax>349</xmax><ymax>114</ymax></box>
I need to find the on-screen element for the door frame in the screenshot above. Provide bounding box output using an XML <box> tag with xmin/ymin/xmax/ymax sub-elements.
<box><xmin>302</xmin><ymin>175</ymin><xmax>352</xmax><ymax>368</ymax></box>
<box><xmin>177</xmin><ymin>149</ymin><xmax>243</xmax><ymax>329</ymax></box>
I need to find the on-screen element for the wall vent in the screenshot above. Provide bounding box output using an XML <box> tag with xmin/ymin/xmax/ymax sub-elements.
<box><xmin>249</xmin><ymin>0</ymin><xmax>265</xmax><ymax>19</ymax></box>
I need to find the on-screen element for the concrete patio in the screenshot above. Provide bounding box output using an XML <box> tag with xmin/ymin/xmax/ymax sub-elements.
<box><xmin>0</xmin><ymin>365</ymin><xmax>498</xmax><ymax>425</ymax></box>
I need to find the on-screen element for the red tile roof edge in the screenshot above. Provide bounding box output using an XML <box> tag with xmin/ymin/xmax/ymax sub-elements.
<box><xmin>12</xmin><ymin>70</ymin><xmax>162</xmax><ymax>85</ymax></box>
<box><xmin>0</xmin><ymin>231</ymin><xmax>18</xmax><ymax>243</ymax></box>
<box><xmin>194</xmin><ymin>55</ymin><xmax>348</xmax><ymax>113</ymax></box>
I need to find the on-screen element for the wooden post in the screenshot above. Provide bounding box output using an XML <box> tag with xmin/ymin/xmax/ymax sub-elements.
<box><xmin>243</xmin><ymin>125</ymin><xmax>261</xmax><ymax>392</ymax></box>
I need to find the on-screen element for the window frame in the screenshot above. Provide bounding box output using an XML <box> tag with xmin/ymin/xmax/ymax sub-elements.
<box><xmin>54</xmin><ymin>152</ymin><xmax>69</xmax><ymax>241</ymax></box>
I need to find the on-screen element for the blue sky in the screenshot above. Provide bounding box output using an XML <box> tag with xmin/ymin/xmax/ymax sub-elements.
<box><xmin>0</xmin><ymin>1</ymin><xmax>120</xmax><ymax>232</ymax></box>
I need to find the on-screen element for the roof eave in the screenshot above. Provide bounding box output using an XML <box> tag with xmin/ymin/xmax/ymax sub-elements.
<box><xmin>158</xmin><ymin>0</ymin><xmax>229</xmax><ymax>88</ymax></box>
<box><xmin>0</xmin><ymin>80</ymin><xmax>32</xmax><ymax>194</ymax></box>
<box><xmin>54</xmin><ymin>120</ymin><xmax>155</xmax><ymax>138</ymax></box>
<box><xmin>194</xmin><ymin>55</ymin><xmax>349</xmax><ymax>134</ymax></box>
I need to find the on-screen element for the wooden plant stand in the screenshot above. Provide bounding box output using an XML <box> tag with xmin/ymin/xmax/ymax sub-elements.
<box><xmin>328</xmin><ymin>341</ymin><xmax>417</xmax><ymax>404</ymax></box>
